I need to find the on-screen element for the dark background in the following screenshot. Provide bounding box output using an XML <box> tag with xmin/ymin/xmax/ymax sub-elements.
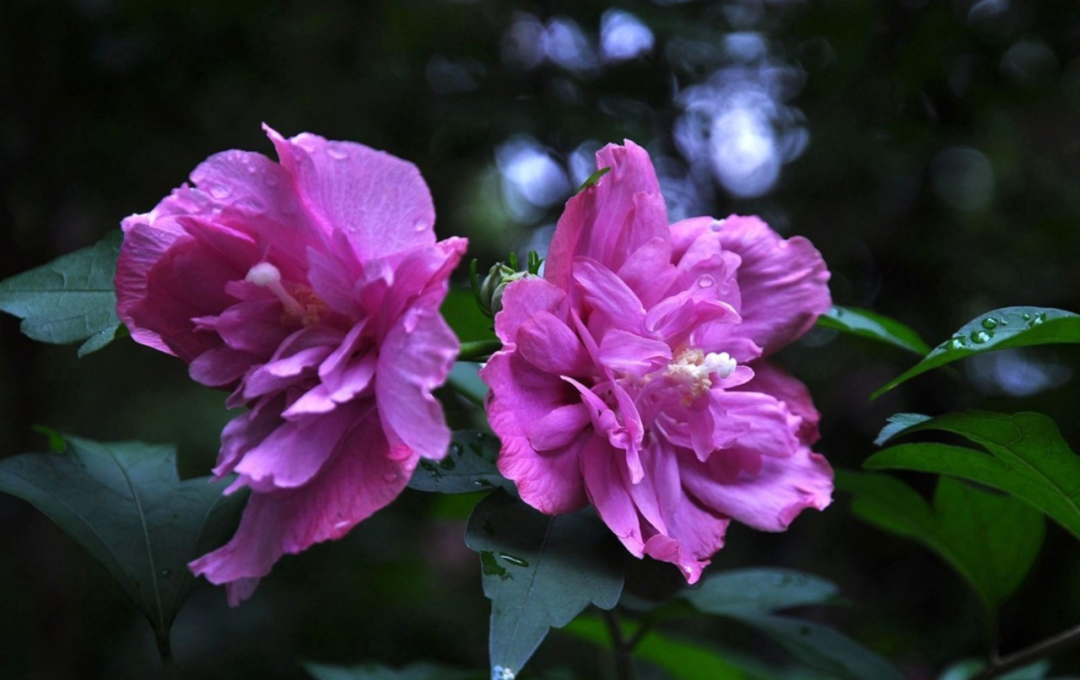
<box><xmin>2</xmin><ymin>0</ymin><xmax>1080</xmax><ymax>678</ymax></box>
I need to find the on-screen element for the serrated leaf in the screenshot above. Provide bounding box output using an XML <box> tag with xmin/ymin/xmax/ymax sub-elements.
<box><xmin>408</xmin><ymin>430</ymin><xmax>514</xmax><ymax>494</ymax></box>
<box><xmin>682</xmin><ymin>568</ymin><xmax>840</xmax><ymax>616</ymax></box>
<box><xmin>865</xmin><ymin>411</ymin><xmax>1080</xmax><ymax>542</ymax></box>
<box><xmin>872</xmin><ymin>307</ymin><xmax>1080</xmax><ymax>398</ymax></box>
<box><xmin>0</xmin><ymin>434</ymin><xmax>245</xmax><ymax>643</ymax></box>
<box><xmin>839</xmin><ymin>471</ymin><xmax>1044</xmax><ymax>613</ymax></box>
<box><xmin>560</xmin><ymin>615</ymin><xmax>746</xmax><ymax>680</ymax></box>
<box><xmin>304</xmin><ymin>661</ymin><xmax>483</xmax><ymax>680</ymax></box>
<box><xmin>733</xmin><ymin>614</ymin><xmax>905</xmax><ymax>680</ymax></box>
<box><xmin>817</xmin><ymin>306</ymin><xmax>930</xmax><ymax>355</ymax></box>
<box><xmin>465</xmin><ymin>491</ymin><xmax>624</xmax><ymax>676</ymax></box>
<box><xmin>0</xmin><ymin>231</ymin><xmax>123</xmax><ymax>355</ymax></box>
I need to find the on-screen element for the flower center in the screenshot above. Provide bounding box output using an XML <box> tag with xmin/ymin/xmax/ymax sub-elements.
<box><xmin>246</xmin><ymin>262</ymin><xmax>325</xmax><ymax>326</ymax></box>
<box><xmin>663</xmin><ymin>347</ymin><xmax>737</xmax><ymax>399</ymax></box>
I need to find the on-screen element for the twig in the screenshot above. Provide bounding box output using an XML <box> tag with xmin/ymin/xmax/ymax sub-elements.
<box><xmin>973</xmin><ymin>622</ymin><xmax>1080</xmax><ymax>679</ymax></box>
<box><xmin>602</xmin><ymin>609</ymin><xmax>636</xmax><ymax>680</ymax></box>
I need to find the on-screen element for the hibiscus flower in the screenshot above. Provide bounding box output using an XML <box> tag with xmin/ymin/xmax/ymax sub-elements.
<box><xmin>116</xmin><ymin>125</ymin><xmax>466</xmax><ymax>604</ymax></box>
<box><xmin>480</xmin><ymin>141</ymin><xmax>832</xmax><ymax>582</ymax></box>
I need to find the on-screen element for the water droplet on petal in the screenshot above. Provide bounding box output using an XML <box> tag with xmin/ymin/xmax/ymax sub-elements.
<box><xmin>710</xmin><ymin>218</ymin><xmax>726</xmax><ymax>232</ymax></box>
<box><xmin>326</xmin><ymin>146</ymin><xmax>349</xmax><ymax>160</ymax></box>
<box><xmin>383</xmin><ymin>472</ymin><xmax>399</xmax><ymax>482</ymax></box>
<box><xmin>414</xmin><ymin>220</ymin><xmax>428</xmax><ymax>232</ymax></box>
<box><xmin>697</xmin><ymin>276</ymin><xmax>715</xmax><ymax>288</ymax></box>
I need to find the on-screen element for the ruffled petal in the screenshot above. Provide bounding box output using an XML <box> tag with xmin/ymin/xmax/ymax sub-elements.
<box><xmin>189</xmin><ymin>414</ymin><xmax>411</xmax><ymax>605</ymax></box>
<box><xmin>265</xmin><ymin>125</ymin><xmax>436</xmax><ymax>260</ymax></box>
<box><xmin>545</xmin><ymin>141</ymin><xmax>668</xmax><ymax>288</ymax></box>
<box><xmin>376</xmin><ymin>307</ymin><xmax>457</xmax><ymax>461</ymax></box>
<box><xmin>482</xmin><ymin>350</ymin><xmax>589</xmax><ymax>514</ymax></box>
<box><xmin>713</xmin><ymin>215</ymin><xmax>831</xmax><ymax>355</ymax></box>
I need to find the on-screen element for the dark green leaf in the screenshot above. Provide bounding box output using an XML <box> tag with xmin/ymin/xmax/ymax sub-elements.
<box><xmin>817</xmin><ymin>306</ymin><xmax>930</xmax><ymax>355</ymax></box>
<box><xmin>866</xmin><ymin>411</ymin><xmax>1080</xmax><ymax>541</ymax></box>
<box><xmin>560</xmin><ymin>615</ymin><xmax>746</xmax><ymax>680</ymax></box>
<box><xmin>682</xmin><ymin>568</ymin><xmax>903</xmax><ymax>680</ymax></box>
<box><xmin>839</xmin><ymin>471</ymin><xmax>1044</xmax><ymax>613</ymax></box>
<box><xmin>465</xmin><ymin>491</ymin><xmax>625</xmax><ymax>677</ymax></box>
<box><xmin>0</xmin><ymin>231</ymin><xmax>124</xmax><ymax>356</ymax></box>
<box><xmin>734</xmin><ymin>614</ymin><xmax>905</xmax><ymax>680</ymax></box>
<box><xmin>938</xmin><ymin>659</ymin><xmax>1050</xmax><ymax>680</ymax></box>
<box><xmin>408</xmin><ymin>430</ymin><xmax>514</xmax><ymax>494</ymax></box>
<box><xmin>682</xmin><ymin>568</ymin><xmax>840</xmax><ymax>616</ymax></box>
<box><xmin>872</xmin><ymin>307</ymin><xmax>1080</xmax><ymax>398</ymax></box>
<box><xmin>874</xmin><ymin>413</ymin><xmax>933</xmax><ymax>447</ymax></box>
<box><xmin>304</xmin><ymin>661</ymin><xmax>483</xmax><ymax>680</ymax></box>
<box><xmin>0</xmin><ymin>434</ymin><xmax>245</xmax><ymax>642</ymax></box>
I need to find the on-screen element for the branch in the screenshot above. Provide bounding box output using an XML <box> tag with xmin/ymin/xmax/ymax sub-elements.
<box><xmin>973</xmin><ymin>622</ymin><xmax>1080</xmax><ymax>679</ymax></box>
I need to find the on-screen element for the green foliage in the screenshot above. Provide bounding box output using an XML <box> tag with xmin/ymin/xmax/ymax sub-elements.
<box><xmin>441</xmin><ymin>288</ymin><xmax>497</xmax><ymax>343</ymax></box>
<box><xmin>682</xmin><ymin>568</ymin><xmax>904</xmax><ymax>680</ymax></box>
<box><xmin>868</xmin><ymin>411</ymin><xmax>1080</xmax><ymax>542</ymax></box>
<box><xmin>446</xmin><ymin>361</ymin><xmax>489</xmax><ymax>406</ymax></box>
<box><xmin>304</xmin><ymin>661</ymin><xmax>483</xmax><ymax>680</ymax></box>
<box><xmin>0</xmin><ymin>231</ymin><xmax>124</xmax><ymax>356</ymax></box>
<box><xmin>939</xmin><ymin>659</ymin><xmax>1052</xmax><ymax>680</ymax></box>
<box><xmin>682</xmin><ymin>568</ymin><xmax>841</xmax><ymax>615</ymax></box>
<box><xmin>561</xmin><ymin>616</ymin><xmax>746</xmax><ymax>680</ymax></box>
<box><xmin>407</xmin><ymin>430</ymin><xmax>514</xmax><ymax>494</ymax></box>
<box><xmin>840</xmin><ymin>471</ymin><xmax>1044</xmax><ymax>614</ymax></box>
<box><xmin>817</xmin><ymin>306</ymin><xmax>930</xmax><ymax>355</ymax></box>
<box><xmin>873</xmin><ymin>307</ymin><xmax>1080</xmax><ymax>398</ymax></box>
<box><xmin>576</xmin><ymin>166</ymin><xmax>611</xmax><ymax>194</ymax></box>
<box><xmin>464</xmin><ymin>491</ymin><xmax>624</xmax><ymax>677</ymax></box>
<box><xmin>0</xmin><ymin>432</ymin><xmax>245</xmax><ymax>647</ymax></box>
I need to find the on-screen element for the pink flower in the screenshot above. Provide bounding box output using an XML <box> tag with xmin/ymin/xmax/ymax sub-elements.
<box><xmin>116</xmin><ymin>125</ymin><xmax>466</xmax><ymax>604</ymax></box>
<box><xmin>480</xmin><ymin>141</ymin><xmax>832</xmax><ymax>582</ymax></box>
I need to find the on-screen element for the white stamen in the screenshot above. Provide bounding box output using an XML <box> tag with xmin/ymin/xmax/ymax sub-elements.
<box><xmin>245</xmin><ymin>262</ymin><xmax>304</xmax><ymax>316</ymax></box>
<box><xmin>704</xmin><ymin>351</ymin><xmax>737</xmax><ymax>380</ymax></box>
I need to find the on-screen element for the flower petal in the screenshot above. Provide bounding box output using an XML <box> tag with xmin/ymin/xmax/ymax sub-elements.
<box><xmin>265</xmin><ymin>125</ymin><xmax>436</xmax><ymax>260</ymax></box>
<box><xmin>376</xmin><ymin>307</ymin><xmax>457</xmax><ymax>461</ymax></box>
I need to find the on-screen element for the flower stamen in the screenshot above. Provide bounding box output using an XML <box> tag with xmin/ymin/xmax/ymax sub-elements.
<box><xmin>246</xmin><ymin>262</ymin><xmax>306</xmax><ymax>319</ymax></box>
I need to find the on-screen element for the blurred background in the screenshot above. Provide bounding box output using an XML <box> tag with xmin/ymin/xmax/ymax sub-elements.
<box><xmin>2</xmin><ymin>0</ymin><xmax>1080</xmax><ymax>678</ymax></box>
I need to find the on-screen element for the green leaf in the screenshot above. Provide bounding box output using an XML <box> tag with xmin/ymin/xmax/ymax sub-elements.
<box><xmin>304</xmin><ymin>661</ymin><xmax>483</xmax><ymax>680</ymax></box>
<box><xmin>865</xmin><ymin>411</ymin><xmax>1080</xmax><ymax>542</ymax></box>
<box><xmin>872</xmin><ymin>307</ymin><xmax>1080</xmax><ymax>398</ymax></box>
<box><xmin>817</xmin><ymin>306</ymin><xmax>930</xmax><ymax>355</ymax></box>
<box><xmin>560</xmin><ymin>615</ymin><xmax>746</xmax><ymax>680</ymax></box>
<box><xmin>682</xmin><ymin>569</ymin><xmax>904</xmax><ymax>680</ymax></box>
<box><xmin>733</xmin><ymin>614</ymin><xmax>905</xmax><ymax>680</ymax></box>
<box><xmin>408</xmin><ymin>430</ymin><xmax>514</xmax><ymax>494</ymax></box>
<box><xmin>447</xmin><ymin>362</ymin><xmax>489</xmax><ymax>406</ymax></box>
<box><xmin>839</xmin><ymin>471</ymin><xmax>1044</xmax><ymax>613</ymax></box>
<box><xmin>0</xmin><ymin>231</ymin><xmax>124</xmax><ymax>356</ymax></box>
<box><xmin>442</xmin><ymin>287</ymin><xmax>497</xmax><ymax>343</ymax></box>
<box><xmin>938</xmin><ymin>659</ymin><xmax>1051</xmax><ymax>680</ymax></box>
<box><xmin>465</xmin><ymin>491</ymin><xmax>625</xmax><ymax>677</ymax></box>
<box><xmin>0</xmin><ymin>434</ymin><xmax>245</xmax><ymax>644</ymax></box>
<box><xmin>682</xmin><ymin>568</ymin><xmax>840</xmax><ymax>616</ymax></box>
<box><xmin>576</xmin><ymin>166</ymin><xmax>611</xmax><ymax>193</ymax></box>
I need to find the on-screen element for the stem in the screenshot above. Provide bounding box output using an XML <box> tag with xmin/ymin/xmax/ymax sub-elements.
<box><xmin>972</xmin><ymin>622</ymin><xmax>1080</xmax><ymax>679</ymax></box>
<box><xmin>602</xmin><ymin>609</ymin><xmax>636</xmax><ymax>680</ymax></box>
<box><xmin>458</xmin><ymin>339</ymin><xmax>502</xmax><ymax>362</ymax></box>
<box><xmin>157</xmin><ymin>632</ymin><xmax>179</xmax><ymax>680</ymax></box>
